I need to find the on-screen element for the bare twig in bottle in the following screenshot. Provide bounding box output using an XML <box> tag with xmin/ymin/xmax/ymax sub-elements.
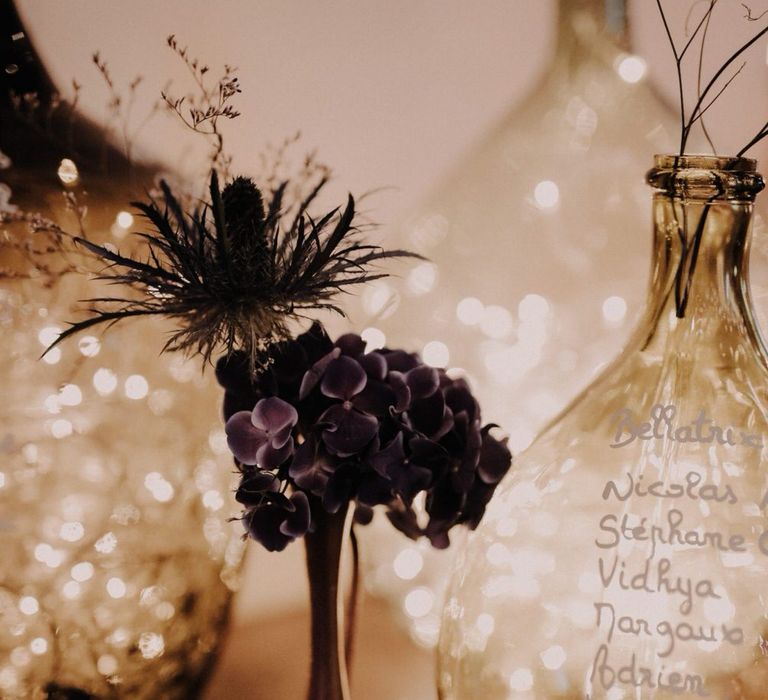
<box><xmin>694</xmin><ymin>1</ymin><xmax>718</xmax><ymax>152</ymax></box>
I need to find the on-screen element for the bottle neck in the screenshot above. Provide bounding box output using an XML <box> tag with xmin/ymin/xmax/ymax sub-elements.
<box><xmin>555</xmin><ymin>0</ymin><xmax>630</xmax><ymax>54</ymax></box>
<box><xmin>638</xmin><ymin>158</ymin><xmax>765</xmax><ymax>357</ymax></box>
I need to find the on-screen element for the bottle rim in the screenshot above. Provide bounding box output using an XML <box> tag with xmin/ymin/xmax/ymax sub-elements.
<box><xmin>653</xmin><ymin>154</ymin><xmax>758</xmax><ymax>172</ymax></box>
<box><xmin>647</xmin><ymin>154</ymin><xmax>764</xmax><ymax>201</ymax></box>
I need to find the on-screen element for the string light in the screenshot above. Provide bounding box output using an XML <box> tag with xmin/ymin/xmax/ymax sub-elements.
<box><xmin>106</xmin><ymin>577</ymin><xmax>127</xmax><ymax>599</ymax></box>
<box><xmin>422</xmin><ymin>341</ymin><xmax>449</xmax><ymax>367</ymax></box>
<box><xmin>533</xmin><ymin>180</ymin><xmax>560</xmax><ymax>209</ymax></box>
<box><xmin>116</xmin><ymin>211</ymin><xmax>134</xmax><ymax>229</ymax></box>
<box><xmin>601</xmin><ymin>295</ymin><xmax>627</xmax><ymax>323</ymax></box>
<box><xmin>93</xmin><ymin>368</ymin><xmax>118</xmax><ymax>395</ymax></box>
<box><xmin>616</xmin><ymin>54</ymin><xmax>647</xmax><ymax>83</ymax></box>
<box><xmin>56</xmin><ymin>159</ymin><xmax>79</xmax><ymax>186</ymax></box>
<box><xmin>71</xmin><ymin>562</ymin><xmax>95</xmax><ymax>582</ymax></box>
<box><xmin>18</xmin><ymin>597</ymin><xmax>39</xmax><ymax>616</ymax></box>
<box><xmin>2</xmin><ymin>112</ymin><xmax>244</xmax><ymax>699</ymax></box>
<box><xmin>124</xmin><ymin>375</ymin><xmax>149</xmax><ymax>400</ymax></box>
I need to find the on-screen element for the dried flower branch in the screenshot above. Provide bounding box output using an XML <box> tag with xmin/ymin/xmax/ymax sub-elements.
<box><xmin>48</xmin><ymin>171</ymin><xmax>421</xmax><ymax>371</ymax></box>
<box><xmin>656</xmin><ymin>0</ymin><xmax>768</xmax><ymax>156</ymax></box>
<box><xmin>0</xmin><ymin>209</ymin><xmax>84</xmax><ymax>284</ymax></box>
<box><xmin>693</xmin><ymin>1</ymin><xmax>717</xmax><ymax>152</ymax></box>
<box><xmin>652</xmin><ymin>1</ymin><xmax>768</xmax><ymax>318</ymax></box>
<box><xmin>92</xmin><ymin>51</ymin><xmax>149</xmax><ymax>165</ymax></box>
<box><xmin>161</xmin><ymin>35</ymin><xmax>241</xmax><ymax>174</ymax></box>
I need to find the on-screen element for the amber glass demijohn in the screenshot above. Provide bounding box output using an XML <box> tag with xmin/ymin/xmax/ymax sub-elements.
<box><xmin>0</xmin><ymin>4</ymin><xmax>243</xmax><ymax>698</ymax></box>
<box><xmin>438</xmin><ymin>155</ymin><xmax>768</xmax><ymax>699</ymax></box>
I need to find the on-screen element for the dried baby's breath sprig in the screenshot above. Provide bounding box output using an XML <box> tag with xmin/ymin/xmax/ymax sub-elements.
<box><xmin>162</xmin><ymin>35</ymin><xmax>241</xmax><ymax>174</ymax></box>
<box><xmin>48</xmin><ymin>171</ymin><xmax>421</xmax><ymax>372</ymax></box>
<box><xmin>0</xmin><ymin>209</ymin><xmax>83</xmax><ymax>285</ymax></box>
<box><xmin>92</xmin><ymin>51</ymin><xmax>152</xmax><ymax>165</ymax></box>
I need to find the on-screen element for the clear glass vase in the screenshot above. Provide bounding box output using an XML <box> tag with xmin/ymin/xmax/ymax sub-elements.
<box><xmin>0</xmin><ymin>5</ymin><xmax>244</xmax><ymax>698</ymax></box>
<box><xmin>355</xmin><ymin>0</ymin><xmax>678</xmax><ymax>447</ymax></box>
<box><xmin>438</xmin><ymin>155</ymin><xmax>768</xmax><ymax>699</ymax></box>
<box><xmin>355</xmin><ymin>0</ymin><xmax>681</xmax><ymax>650</ymax></box>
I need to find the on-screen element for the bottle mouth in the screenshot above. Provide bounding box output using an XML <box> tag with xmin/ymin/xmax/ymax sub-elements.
<box><xmin>647</xmin><ymin>154</ymin><xmax>764</xmax><ymax>201</ymax></box>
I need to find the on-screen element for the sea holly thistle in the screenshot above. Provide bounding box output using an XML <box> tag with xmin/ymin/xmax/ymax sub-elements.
<box><xmin>43</xmin><ymin>37</ymin><xmax>420</xmax><ymax>371</ymax></box>
<box><xmin>48</xmin><ymin>170</ymin><xmax>419</xmax><ymax>371</ymax></box>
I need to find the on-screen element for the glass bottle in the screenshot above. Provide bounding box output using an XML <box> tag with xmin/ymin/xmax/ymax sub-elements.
<box><xmin>0</xmin><ymin>4</ymin><xmax>243</xmax><ymax>698</ymax></box>
<box><xmin>355</xmin><ymin>0</ymin><xmax>678</xmax><ymax>452</ymax></box>
<box><xmin>438</xmin><ymin>155</ymin><xmax>768</xmax><ymax>699</ymax></box>
<box><xmin>357</xmin><ymin>0</ymin><xmax>681</xmax><ymax>650</ymax></box>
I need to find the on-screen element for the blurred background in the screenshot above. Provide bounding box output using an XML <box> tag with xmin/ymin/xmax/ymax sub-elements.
<box><xmin>13</xmin><ymin>1</ymin><xmax>768</xmax><ymax>697</ymax></box>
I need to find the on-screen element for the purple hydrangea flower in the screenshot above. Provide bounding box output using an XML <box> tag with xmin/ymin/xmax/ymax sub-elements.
<box><xmin>216</xmin><ymin>322</ymin><xmax>512</xmax><ymax>551</ymax></box>
<box><xmin>225</xmin><ymin>396</ymin><xmax>298</xmax><ymax>469</ymax></box>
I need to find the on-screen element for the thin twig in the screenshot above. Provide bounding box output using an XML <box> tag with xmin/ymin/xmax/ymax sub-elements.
<box><xmin>683</xmin><ymin>20</ymin><xmax>768</xmax><ymax>151</ymax></box>
<box><xmin>690</xmin><ymin>62</ymin><xmax>746</xmax><ymax>127</ymax></box>
<box><xmin>656</xmin><ymin>0</ymin><xmax>686</xmax><ymax>153</ymax></box>
<box><xmin>696</xmin><ymin>1</ymin><xmax>718</xmax><ymax>152</ymax></box>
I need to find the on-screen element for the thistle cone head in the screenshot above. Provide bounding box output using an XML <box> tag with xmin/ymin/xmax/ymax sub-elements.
<box><xmin>222</xmin><ymin>176</ymin><xmax>266</xmax><ymax>252</ymax></box>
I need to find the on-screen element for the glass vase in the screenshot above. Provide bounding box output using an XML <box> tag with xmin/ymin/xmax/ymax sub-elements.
<box><xmin>438</xmin><ymin>155</ymin><xmax>768</xmax><ymax>699</ymax></box>
<box><xmin>355</xmin><ymin>0</ymin><xmax>682</xmax><ymax>651</ymax></box>
<box><xmin>0</xmin><ymin>5</ymin><xmax>244</xmax><ymax>698</ymax></box>
<box><xmin>355</xmin><ymin>0</ymin><xmax>678</xmax><ymax>446</ymax></box>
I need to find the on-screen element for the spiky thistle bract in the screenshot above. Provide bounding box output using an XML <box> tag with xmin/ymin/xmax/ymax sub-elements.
<box><xmin>49</xmin><ymin>171</ymin><xmax>420</xmax><ymax>371</ymax></box>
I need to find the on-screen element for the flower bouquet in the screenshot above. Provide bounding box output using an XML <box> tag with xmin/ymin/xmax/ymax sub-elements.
<box><xmin>29</xmin><ymin>39</ymin><xmax>513</xmax><ymax>700</ymax></box>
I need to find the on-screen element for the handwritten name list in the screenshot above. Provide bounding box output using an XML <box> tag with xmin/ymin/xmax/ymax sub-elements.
<box><xmin>588</xmin><ymin>404</ymin><xmax>767</xmax><ymax>698</ymax></box>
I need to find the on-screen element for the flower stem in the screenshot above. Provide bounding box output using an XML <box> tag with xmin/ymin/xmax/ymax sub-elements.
<box><xmin>304</xmin><ymin>503</ymin><xmax>352</xmax><ymax>700</ymax></box>
<box><xmin>345</xmin><ymin>525</ymin><xmax>360</xmax><ymax>671</ymax></box>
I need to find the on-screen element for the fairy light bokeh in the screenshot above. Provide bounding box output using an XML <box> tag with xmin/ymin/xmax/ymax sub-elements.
<box><xmin>0</xmin><ymin>152</ymin><xmax>245</xmax><ymax>698</ymax></box>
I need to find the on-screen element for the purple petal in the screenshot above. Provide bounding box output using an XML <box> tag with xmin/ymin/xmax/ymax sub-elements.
<box><xmin>358</xmin><ymin>352</ymin><xmax>387</xmax><ymax>381</ymax></box>
<box><xmin>352</xmin><ymin>380</ymin><xmax>399</xmax><ymax>416</ymax></box>
<box><xmin>256</xmin><ymin>437</ymin><xmax>294</xmax><ymax>470</ymax></box>
<box><xmin>444</xmin><ymin>379</ymin><xmax>479</xmax><ymax>424</ymax></box>
<box><xmin>354</xmin><ymin>504</ymin><xmax>374</xmax><ymax>525</ymax></box>
<box><xmin>323</xmin><ymin>464</ymin><xmax>358</xmax><ymax>513</ymax></box>
<box><xmin>386</xmin><ymin>371</ymin><xmax>411</xmax><ymax>412</ymax></box>
<box><xmin>391</xmin><ymin>461</ymin><xmax>433</xmax><ymax>503</ymax></box>
<box><xmin>251</xmin><ymin>397</ymin><xmax>298</xmax><ymax>443</ymax></box>
<box><xmin>461</xmin><ymin>481</ymin><xmax>496</xmax><ymax>529</ymax></box>
<box><xmin>369</xmin><ymin>433</ymin><xmax>406</xmax><ymax>478</ymax></box>
<box><xmin>320</xmin><ymin>404</ymin><xmax>379</xmax><ymax>457</ymax></box>
<box><xmin>357</xmin><ymin>470</ymin><xmax>394</xmax><ymax>507</ymax></box>
<box><xmin>405</xmin><ymin>365</ymin><xmax>440</xmax><ymax>399</ymax></box>
<box><xmin>427</xmin><ymin>531</ymin><xmax>451</xmax><ymax>549</ymax></box>
<box><xmin>385</xmin><ymin>505</ymin><xmax>422</xmax><ymax>541</ymax></box>
<box><xmin>289</xmin><ymin>439</ymin><xmax>331</xmax><ymax>493</ymax></box>
<box><xmin>243</xmin><ymin>505</ymin><xmax>294</xmax><ymax>552</ymax></box>
<box><xmin>226</xmin><ymin>411</ymin><xmax>268</xmax><ymax>465</ymax></box>
<box><xmin>321</xmin><ymin>356</ymin><xmax>368</xmax><ymax>400</ymax></box>
<box><xmin>280</xmin><ymin>491</ymin><xmax>311</xmax><ymax>537</ymax></box>
<box><xmin>335</xmin><ymin>333</ymin><xmax>366</xmax><ymax>357</ymax></box>
<box><xmin>383</xmin><ymin>350</ymin><xmax>420</xmax><ymax>373</ymax></box>
<box><xmin>477</xmin><ymin>432</ymin><xmax>513</xmax><ymax>485</ymax></box>
<box><xmin>408</xmin><ymin>391</ymin><xmax>454</xmax><ymax>439</ymax></box>
<box><xmin>299</xmin><ymin>348</ymin><xmax>341</xmax><ymax>400</ymax></box>
<box><xmin>409</xmin><ymin>437</ymin><xmax>450</xmax><ymax>481</ymax></box>
<box><xmin>236</xmin><ymin>471</ymin><xmax>279</xmax><ymax>505</ymax></box>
